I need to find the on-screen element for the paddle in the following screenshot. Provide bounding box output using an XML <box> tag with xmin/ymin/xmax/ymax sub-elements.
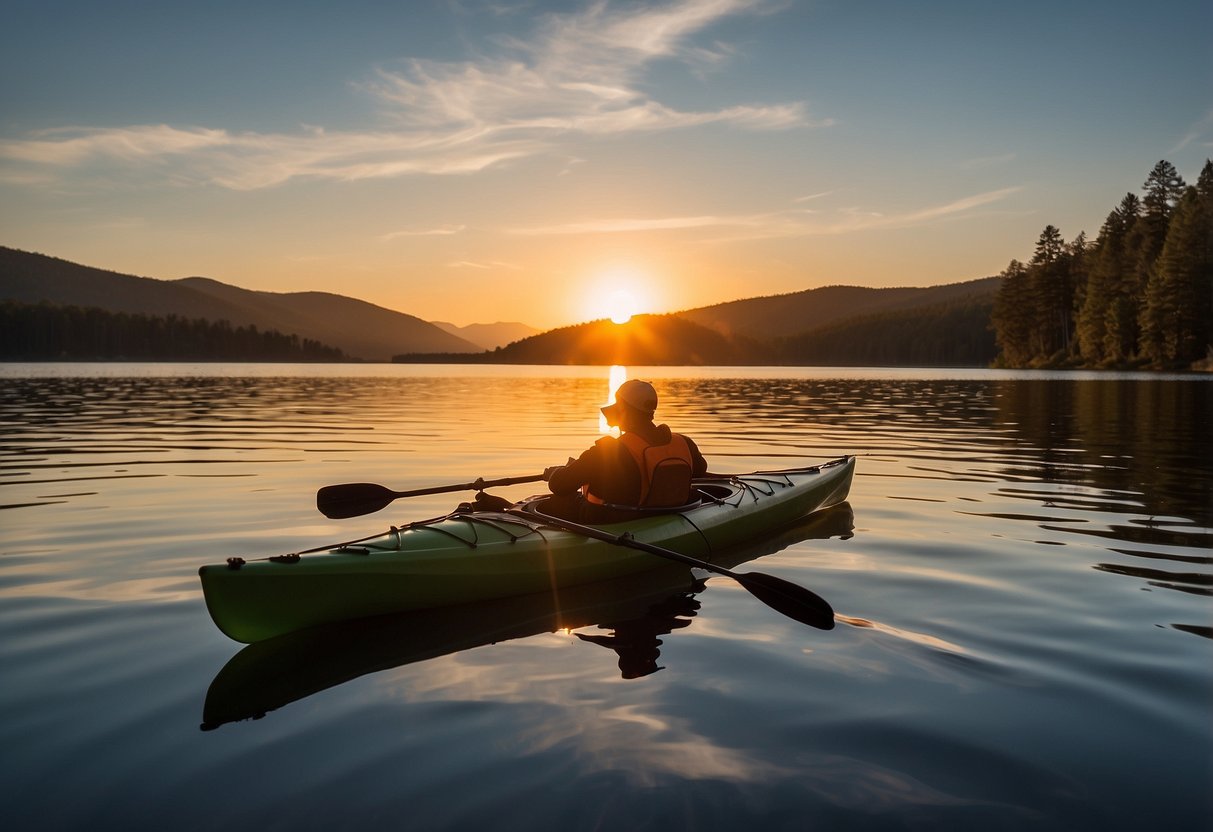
<box><xmin>517</xmin><ymin>511</ymin><xmax>836</xmax><ymax>631</ymax></box>
<box><xmin>317</xmin><ymin>474</ymin><xmax>545</xmax><ymax>519</ymax></box>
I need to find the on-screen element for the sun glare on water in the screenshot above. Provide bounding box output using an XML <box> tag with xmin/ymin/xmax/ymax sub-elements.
<box><xmin>599</xmin><ymin>365</ymin><xmax>628</xmax><ymax>435</ymax></box>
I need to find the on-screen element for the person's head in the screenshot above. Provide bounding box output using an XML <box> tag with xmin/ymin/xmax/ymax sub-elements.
<box><xmin>601</xmin><ymin>379</ymin><xmax>658</xmax><ymax>429</ymax></box>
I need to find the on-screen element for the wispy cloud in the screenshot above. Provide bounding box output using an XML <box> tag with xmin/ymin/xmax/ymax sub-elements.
<box><xmin>890</xmin><ymin>187</ymin><xmax>1022</xmax><ymax>226</ymax></box>
<box><xmin>447</xmin><ymin>259</ymin><xmax>522</xmax><ymax>270</ymax></box>
<box><xmin>0</xmin><ymin>123</ymin><xmax>544</xmax><ymax>189</ymax></box>
<box><xmin>507</xmin><ymin>187</ymin><xmax>1023</xmax><ymax>238</ymax></box>
<box><xmin>1170</xmin><ymin>108</ymin><xmax>1213</xmax><ymax>153</ymax></box>
<box><xmin>793</xmin><ymin>190</ymin><xmax>834</xmax><ymax>203</ymax></box>
<box><xmin>0</xmin><ymin>0</ymin><xmax>818</xmax><ymax>191</ymax></box>
<box><xmin>381</xmin><ymin>224</ymin><xmax>467</xmax><ymax>240</ymax></box>
<box><xmin>509</xmin><ymin>213</ymin><xmax>761</xmax><ymax>235</ymax></box>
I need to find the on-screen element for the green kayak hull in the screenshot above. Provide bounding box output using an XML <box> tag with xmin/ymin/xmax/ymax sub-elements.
<box><xmin>201</xmin><ymin>503</ymin><xmax>855</xmax><ymax>729</ymax></box>
<box><xmin>199</xmin><ymin>456</ymin><xmax>855</xmax><ymax>643</ymax></box>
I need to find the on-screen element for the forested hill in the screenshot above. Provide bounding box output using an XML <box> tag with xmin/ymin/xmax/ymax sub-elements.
<box><xmin>396</xmin><ymin>294</ymin><xmax>998</xmax><ymax>367</ymax></box>
<box><xmin>677</xmin><ymin>277</ymin><xmax>999</xmax><ymax>339</ymax></box>
<box><xmin>394</xmin><ymin>265</ymin><xmax>1000</xmax><ymax>366</ymax></box>
<box><xmin>773</xmin><ymin>295</ymin><xmax>997</xmax><ymax>367</ymax></box>
<box><xmin>492</xmin><ymin>315</ymin><xmax>769</xmax><ymax>365</ymax></box>
<box><xmin>5</xmin><ymin>244</ymin><xmax>1001</xmax><ymax>367</ymax></box>
<box><xmin>0</xmin><ymin>247</ymin><xmax>479</xmax><ymax>360</ymax></box>
<box><xmin>2</xmin><ymin>301</ymin><xmax>348</xmax><ymax>362</ymax></box>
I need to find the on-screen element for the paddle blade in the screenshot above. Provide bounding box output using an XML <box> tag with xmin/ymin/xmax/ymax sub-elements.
<box><xmin>316</xmin><ymin>483</ymin><xmax>398</xmax><ymax>519</ymax></box>
<box><xmin>733</xmin><ymin>571</ymin><xmax>835</xmax><ymax>630</ymax></box>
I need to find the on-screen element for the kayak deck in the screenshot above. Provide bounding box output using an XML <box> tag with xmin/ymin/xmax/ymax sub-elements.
<box><xmin>199</xmin><ymin>456</ymin><xmax>855</xmax><ymax>643</ymax></box>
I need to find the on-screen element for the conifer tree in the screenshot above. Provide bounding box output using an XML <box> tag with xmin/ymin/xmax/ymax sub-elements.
<box><xmin>1142</xmin><ymin>160</ymin><xmax>1188</xmax><ymax>218</ymax></box>
<box><xmin>1136</xmin><ymin>161</ymin><xmax>1188</xmax><ymax>357</ymax></box>
<box><xmin>1029</xmin><ymin>225</ymin><xmax>1071</xmax><ymax>358</ymax></box>
<box><xmin>992</xmin><ymin>259</ymin><xmax>1033</xmax><ymax>366</ymax></box>
<box><xmin>993</xmin><ymin>159</ymin><xmax>1208</xmax><ymax>369</ymax></box>
<box><xmin>1065</xmin><ymin>231</ymin><xmax>1089</xmax><ymax>358</ymax></box>
<box><xmin>1143</xmin><ymin>178</ymin><xmax>1213</xmax><ymax>364</ymax></box>
<box><xmin>1078</xmin><ymin>194</ymin><xmax>1138</xmax><ymax>363</ymax></box>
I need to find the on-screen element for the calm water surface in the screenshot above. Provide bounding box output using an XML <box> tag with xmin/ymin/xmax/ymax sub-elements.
<box><xmin>1</xmin><ymin>364</ymin><xmax>1210</xmax><ymax>831</ymax></box>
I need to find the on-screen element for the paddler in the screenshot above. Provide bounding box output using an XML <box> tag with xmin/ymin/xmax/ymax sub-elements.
<box><xmin>543</xmin><ymin>379</ymin><xmax>707</xmax><ymax>522</ymax></box>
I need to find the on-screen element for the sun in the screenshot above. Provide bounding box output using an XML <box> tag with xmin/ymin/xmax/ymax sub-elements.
<box><xmin>582</xmin><ymin>266</ymin><xmax>654</xmax><ymax>324</ymax></box>
<box><xmin>606</xmin><ymin>289</ymin><xmax>637</xmax><ymax>324</ymax></box>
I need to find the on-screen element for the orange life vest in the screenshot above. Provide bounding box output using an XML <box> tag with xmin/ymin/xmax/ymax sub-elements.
<box><xmin>583</xmin><ymin>432</ymin><xmax>695</xmax><ymax>507</ymax></box>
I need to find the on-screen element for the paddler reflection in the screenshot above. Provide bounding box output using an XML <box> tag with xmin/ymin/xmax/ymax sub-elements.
<box><xmin>575</xmin><ymin>581</ymin><xmax>705</xmax><ymax>678</ymax></box>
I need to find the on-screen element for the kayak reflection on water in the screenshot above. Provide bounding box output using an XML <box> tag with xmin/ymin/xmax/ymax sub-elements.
<box><xmin>200</xmin><ymin>503</ymin><xmax>854</xmax><ymax>731</ymax></box>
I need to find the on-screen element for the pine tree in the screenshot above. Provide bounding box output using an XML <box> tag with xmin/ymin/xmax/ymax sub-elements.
<box><xmin>1029</xmin><ymin>225</ymin><xmax>1070</xmax><ymax>359</ymax></box>
<box><xmin>1142</xmin><ymin>160</ymin><xmax>1187</xmax><ymax>219</ymax></box>
<box><xmin>1078</xmin><ymin>194</ymin><xmax>1138</xmax><ymax>363</ymax></box>
<box><xmin>992</xmin><ymin>260</ymin><xmax>1034</xmax><ymax>367</ymax></box>
<box><xmin>1137</xmin><ymin>161</ymin><xmax>1188</xmax><ymax>358</ymax></box>
<box><xmin>1065</xmin><ymin>231</ymin><xmax>1088</xmax><ymax>358</ymax></box>
<box><xmin>1143</xmin><ymin>169</ymin><xmax>1213</xmax><ymax>365</ymax></box>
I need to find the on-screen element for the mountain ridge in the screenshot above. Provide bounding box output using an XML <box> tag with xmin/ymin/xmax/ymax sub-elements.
<box><xmin>0</xmin><ymin>247</ymin><xmax>479</xmax><ymax>360</ymax></box>
<box><xmin>676</xmin><ymin>277</ymin><xmax>999</xmax><ymax>339</ymax></box>
<box><xmin>2</xmin><ymin>246</ymin><xmax>1000</xmax><ymax>365</ymax></box>
<box><xmin>431</xmin><ymin>320</ymin><xmax>540</xmax><ymax>351</ymax></box>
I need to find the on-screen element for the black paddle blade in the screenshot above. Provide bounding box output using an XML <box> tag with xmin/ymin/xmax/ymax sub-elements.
<box><xmin>316</xmin><ymin>483</ymin><xmax>397</xmax><ymax>519</ymax></box>
<box><xmin>733</xmin><ymin>571</ymin><xmax>835</xmax><ymax>630</ymax></box>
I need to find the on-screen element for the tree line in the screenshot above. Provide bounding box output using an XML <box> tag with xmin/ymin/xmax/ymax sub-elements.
<box><xmin>1</xmin><ymin>302</ymin><xmax>348</xmax><ymax>361</ymax></box>
<box><xmin>992</xmin><ymin>159</ymin><xmax>1213</xmax><ymax>369</ymax></box>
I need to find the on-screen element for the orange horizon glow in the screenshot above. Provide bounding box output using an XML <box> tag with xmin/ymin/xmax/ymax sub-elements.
<box><xmin>3</xmin><ymin>3</ymin><xmax>1201</xmax><ymax>335</ymax></box>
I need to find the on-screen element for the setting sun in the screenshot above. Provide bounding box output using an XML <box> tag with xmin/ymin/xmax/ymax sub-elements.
<box><xmin>606</xmin><ymin>289</ymin><xmax>637</xmax><ymax>324</ymax></box>
<box><xmin>582</xmin><ymin>266</ymin><xmax>656</xmax><ymax>325</ymax></box>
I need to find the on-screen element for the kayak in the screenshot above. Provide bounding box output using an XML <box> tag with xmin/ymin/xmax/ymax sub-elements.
<box><xmin>199</xmin><ymin>455</ymin><xmax>855</xmax><ymax>643</ymax></box>
<box><xmin>201</xmin><ymin>502</ymin><xmax>855</xmax><ymax>730</ymax></box>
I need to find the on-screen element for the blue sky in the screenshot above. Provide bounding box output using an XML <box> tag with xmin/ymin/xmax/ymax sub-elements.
<box><xmin>2</xmin><ymin>0</ymin><xmax>1209</xmax><ymax>327</ymax></box>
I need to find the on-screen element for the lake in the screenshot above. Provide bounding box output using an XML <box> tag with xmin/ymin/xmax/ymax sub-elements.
<box><xmin>1</xmin><ymin>363</ymin><xmax>1210</xmax><ymax>831</ymax></box>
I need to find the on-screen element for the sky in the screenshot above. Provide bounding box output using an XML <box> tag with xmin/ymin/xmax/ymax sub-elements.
<box><xmin>1</xmin><ymin>0</ymin><xmax>1210</xmax><ymax>329</ymax></box>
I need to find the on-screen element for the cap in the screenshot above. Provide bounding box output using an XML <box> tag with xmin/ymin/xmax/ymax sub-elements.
<box><xmin>601</xmin><ymin>379</ymin><xmax>658</xmax><ymax>423</ymax></box>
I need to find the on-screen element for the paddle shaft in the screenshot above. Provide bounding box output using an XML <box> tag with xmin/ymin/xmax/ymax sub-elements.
<box><xmin>379</xmin><ymin>474</ymin><xmax>544</xmax><ymax>500</ymax></box>
<box><xmin>512</xmin><ymin>510</ymin><xmax>835</xmax><ymax>629</ymax></box>
<box><xmin>317</xmin><ymin>474</ymin><xmax>544</xmax><ymax>519</ymax></box>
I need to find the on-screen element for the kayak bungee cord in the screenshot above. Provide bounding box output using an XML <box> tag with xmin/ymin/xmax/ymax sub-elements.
<box><xmin>225</xmin><ymin>470</ymin><xmax>809</xmax><ymax>569</ymax></box>
<box><xmin>224</xmin><ymin>511</ymin><xmax>549</xmax><ymax>567</ymax></box>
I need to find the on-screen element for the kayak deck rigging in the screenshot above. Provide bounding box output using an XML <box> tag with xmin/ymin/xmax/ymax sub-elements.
<box><xmin>229</xmin><ymin>467</ymin><xmax>814</xmax><ymax>568</ymax></box>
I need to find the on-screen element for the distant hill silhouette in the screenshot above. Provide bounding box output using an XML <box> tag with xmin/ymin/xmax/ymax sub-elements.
<box><xmin>431</xmin><ymin>320</ymin><xmax>540</xmax><ymax>350</ymax></box>
<box><xmin>484</xmin><ymin>315</ymin><xmax>770</xmax><ymax>365</ymax></box>
<box><xmin>398</xmin><ymin>280</ymin><xmax>999</xmax><ymax>366</ymax></box>
<box><xmin>414</xmin><ymin>298</ymin><xmax>996</xmax><ymax>367</ymax></box>
<box><xmin>0</xmin><ymin>247</ymin><xmax>479</xmax><ymax>361</ymax></box>
<box><xmin>677</xmin><ymin>278</ymin><xmax>999</xmax><ymax>339</ymax></box>
<box><xmin>4</xmin><ymin>245</ymin><xmax>1001</xmax><ymax>366</ymax></box>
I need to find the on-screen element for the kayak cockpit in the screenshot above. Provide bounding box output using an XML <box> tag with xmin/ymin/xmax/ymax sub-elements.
<box><xmin>514</xmin><ymin>480</ymin><xmax>740</xmax><ymax>526</ymax></box>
